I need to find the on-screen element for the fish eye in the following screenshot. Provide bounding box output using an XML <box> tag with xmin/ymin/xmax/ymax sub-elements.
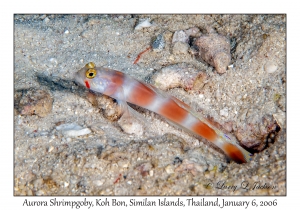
<box><xmin>86</xmin><ymin>68</ymin><xmax>97</xmax><ymax>79</ymax></box>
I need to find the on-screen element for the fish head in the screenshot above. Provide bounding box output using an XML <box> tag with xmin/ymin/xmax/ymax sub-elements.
<box><xmin>74</xmin><ymin>62</ymin><xmax>110</xmax><ymax>93</ymax></box>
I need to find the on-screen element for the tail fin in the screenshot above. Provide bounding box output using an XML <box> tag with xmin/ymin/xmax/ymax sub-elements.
<box><xmin>222</xmin><ymin>141</ymin><xmax>253</xmax><ymax>163</ymax></box>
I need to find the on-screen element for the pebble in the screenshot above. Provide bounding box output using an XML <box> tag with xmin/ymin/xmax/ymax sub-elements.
<box><xmin>118</xmin><ymin>160</ymin><xmax>130</xmax><ymax>168</ymax></box>
<box><xmin>134</xmin><ymin>19</ymin><xmax>152</xmax><ymax>30</ymax></box>
<box><xmin>235</xmin><ymin>115</ymin><xmax>278</xmax><ymax>152</ymax></box>
<box><xmin>27</xmin><ymin>189</ymin><xmax>33</xmax><ymax>196</ymax></box>
<box><xmin>94</xmin><ymin>95</ymin><xmax>122</xmax><ymax>121</ymax></box>
<box><xmin>165</xmin><ymin>165</ymin><xmax>175</xmax><ymax>174</ymax></box>
<box><xmin>264</xmin><ymin>61</ymin><xmax>278</xmax><ymax>73</ymax></box>
<box><xmin>48</xmin><ymin>146</ymin><xmax>54</xmax><ymax>153</ymax></box>
<box><xmin>46</xmin><ymin>57</ymin><xmax>58</xmax><ymax>68</ymax></box>
<box><xmin>43</xmin><ymin>17</ymin><xmax>50</xmax><ymax>24</ymax></box>
<box><xmin>56</xmin><ymin>123</ymin><xmax>91</xmax><ymax>137</ymax></box>
<box><xmin>220</xmin><ymin>107</ymin><xmax>229</xmax><ymax>117</ymax></box>
<box><xmin>118</xmin><ymin>114</ymin><xmax>144</xmax><ymax>136</ymax></box>
<box><xmin>152</xmin><ymin>34</ymin><xmax>165</xmax><ymax>52</ymax></box>
<box><xmin>93</xmin><ymin>180</ymin><xmax>104</xmax><ymax>186</ymax></box>
<box><xmin>172</xmin><ymin>30</ymin><xmax>189</xmax><ymax>43</ymax></box>
<box><xmin>172</xmin><ymin>27</ymin><xmax>200</xmax><ymax>44</ymax></box>
<box><xmin>15</xmin><ymin>89</ymin><xmax>53</xmax><ymax>117</ymax></box>
<box><xmin>273</xmin><ymin>111</ymin><xmax>285</xmax><ymax>129</ymax></box>
<box><xmin>175</xmin><ymin>159</ymin><xmax>207</xmax><ymax>175</ymax></box>
<box><xmin>35</xmin><ymin>190</ymin><xmax>45</xmax><ymax>196</ymax></box>
<box><xmin>194</xmin><ymin>33</ymin><xmax>231</xmax><ymax>74</ymax></box>
<box><xmin>172</xmin><ymin>42</ymin><xmax>189</xmax><ymax>55</ymax></box>
<box><xmin>152</xmin><ymin>63</ymin><xmax>207</xmax><ymax>92</ymax></box>
<box><xmin>64</xmin><ymin>129</ymin><xmax>91</xmax><ymax>137</ymax></box>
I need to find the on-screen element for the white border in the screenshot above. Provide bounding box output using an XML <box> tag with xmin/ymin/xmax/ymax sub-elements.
<box><xmin>3</xmin><ymin>0</ymin><xmax>295</xmax><ymax>209</ymax></box>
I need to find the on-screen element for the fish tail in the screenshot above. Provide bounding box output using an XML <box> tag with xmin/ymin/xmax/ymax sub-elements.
<box><xmin>214</xmin><ymin>134</ymin><xmax>253</xmax><ymax>163</ymax></box>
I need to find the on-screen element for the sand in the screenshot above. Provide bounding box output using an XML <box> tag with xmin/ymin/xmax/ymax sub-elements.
<box><xmin>14</xmin><ymin>14</ymin><xmax>286</xmax><ymax>195</ymax></box>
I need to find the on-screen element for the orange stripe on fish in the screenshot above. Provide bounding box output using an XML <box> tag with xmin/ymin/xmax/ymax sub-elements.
<box><xmin>223</xmin><ymin>143</ymin><xmax>246</xmax><ymax>164</ymax></box>
<box><xmin>75</xmin><ymin>62</ymin><xmax>253</xmax><ymax>164</ymax></box>
<box><xmin>158</xmin><ymin>99</ymin><xmax>188</xmax><ymax>123</ymax></box>
<box><xmin>127</xmin><ymin>82</ymin><xmax>157</xmax><ymax>106</ymax></box>
<box><xmin>191</xmin><ymin>121</ymin><xmax>217</xmax><ymax>142</ymax></box>
<box><xmin>110</xmin><ymin>71</ymin><xmax>125</xmax><ymax>87</ymax></box>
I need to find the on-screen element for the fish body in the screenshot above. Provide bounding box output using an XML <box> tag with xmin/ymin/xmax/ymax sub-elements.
<box><xmin>75</xmin><ymin>62</ymin><xmax>252</xmax><ymax>163</ymax></box>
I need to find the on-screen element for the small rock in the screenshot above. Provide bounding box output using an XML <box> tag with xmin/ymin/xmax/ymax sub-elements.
<box><xmin>273</xmin><ymin>111</ymin><xmax>285</xmax><ymax>129</ymax></box>
<box><xmin>175</xmin><ymin>159</ymin><xmax>207</xmax><ymax>175</ymax></box>
<box><xmin>172</xmin><ymin>42</ymin><xmax>189</xmax><ymax>55</ymax></box>
<box><xmin>220</xmin><ymin>107</ymin><xmax>229</xmax><ymax>117</ymax></box>
<box><xmin>135</xmin><ymin>19</ymin><xmax>152</xmax><ymax>30</ymax></box>
<box><xmin>235</xmin><ymin>115</ymin><xmax>279</xmax><ymax>152</ymax></box>
<box><xmin>136</xmin><ymin>162</ymin><xmax>152</xmax><ymax>177</ymax></box>
<box><xmin>15</xmin><ymin>89</ymin><xmax>53</xmax><ymax>117</ymax></box>
<box><xmin>118</xmin><ymin>114</ymin><xmax>144</xmax><ymax>136</ymax></box>
<box><xmin>93</xmin><ymin>179</ymin><xmax>104</xmax><ymax>186</ymax></box>
<box><xmin>152</xmin><ymin>63</ymin><xmax>207</xmax><ymax>92</ymax></box>
<box><xmin>96</xmin><ymin>95</ymin><xmax>122</xmax><ymax>121</ymax></box>
<box><xmin>43</xmin><ymin>17</ymin><xmax>50</xmax><ymax>24</ymax></box>
<box><xmin>56</xmin><ymin>123</ymin><xmax>91</xmax><ymax>137</ymax></box>
<box><xmin>165</xmin><ymin>165</ymin><xmax>175</xmax><ymax>174</ymax></box>
<box><xmin>26</xmin><ymin>189</ymin><xmax>33</xmax><ymax>196</ymax></box>
<box><xmin>194</xmin><ymin>33</ymin><xmax>231</xmax><ymax>74</ymax></box>
<box><xmin>48</xmin><ymin>146</ymin><xmax>54</xmax><ymax>153</ymax></box>
<box><xmin>152</xmin><ymin>34</ymin><xmax>165</xmax><ymax>52</ymax></box>
<box><xmin>264</xmin><ymin>61</ymin><xmax>278</xmax><ymax>73</ymax></box>
<box><xmin>118</xmin><ymin>160</ymin><xmax>130</xmax><ymax>168</ymax></box>
<box><xmin>64</xmin><ymin>128</ymin><xmax>91</xmax><ymax>137</ymax></box>
<box><xmin>172</xmin><ymin>30</ymin><xmax>189</xmax><ymax>43</ymax></box>
<box><xmin>56</xmin><ymin>123</ymin><xmax>81</xmax><ymax>131</ymax></box>
<box><xmin>35</xmin><ymin>190</ymin><xmax>45</xmax><ymax>196</ymax></box>
<box><xmin>172</xmin><ymin>28</ymin><xmax>200</xmax><ymax>44</ymax></box>
<box><xmin>46</xmin><ymin>57</ymin><xmax>58</xmax><ymax>68</ymax></box>
<box><xmin>193</xmin><ymin>163</ymin><xmax>207</xmax><ymax>173</ymax></box>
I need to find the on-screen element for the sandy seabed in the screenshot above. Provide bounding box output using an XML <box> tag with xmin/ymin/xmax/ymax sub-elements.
<box><xmin>14</xmin><ymin>14</ymin><xmax>286</xmax><ymax>195</ymax></box>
